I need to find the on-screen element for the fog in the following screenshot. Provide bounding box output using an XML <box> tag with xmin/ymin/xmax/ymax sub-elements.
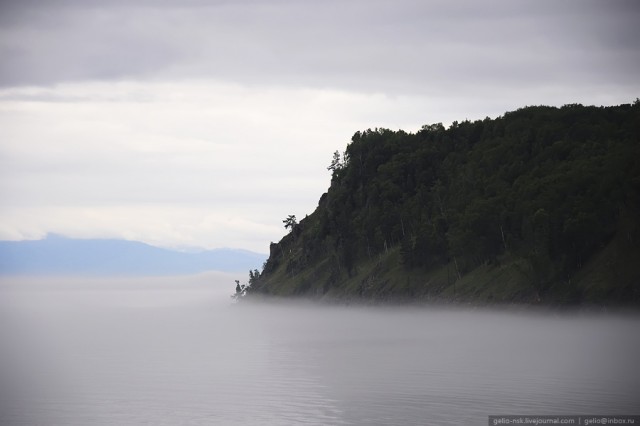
<box><xmin>1</xmin><ymin>275</ymin><xmax>639</xmax><ymax>425</ymax></box>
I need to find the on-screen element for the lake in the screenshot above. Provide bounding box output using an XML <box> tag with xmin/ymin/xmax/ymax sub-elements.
<box><xmin>1</xmin><ymin>274</ymin><xmax>639</xmax><ymax>425</ymax></box>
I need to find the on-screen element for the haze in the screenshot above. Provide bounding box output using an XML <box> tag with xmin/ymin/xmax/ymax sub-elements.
<box><xmin>2</xmin><ymin>277</ymin><xmax>639</xmax><ymax>424</ymax></box>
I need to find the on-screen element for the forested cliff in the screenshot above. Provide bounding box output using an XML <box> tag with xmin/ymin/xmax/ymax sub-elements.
<box><xmin>249</xmin><ymin>101</ymin><xmax>640</xmax><ymax>305</ymax></box>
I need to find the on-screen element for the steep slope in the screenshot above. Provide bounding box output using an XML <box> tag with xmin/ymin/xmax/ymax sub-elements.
<box><xmin>250</xmin><ymin>102</ymin><xmax>640</xmax><ymax>305</ymax></box>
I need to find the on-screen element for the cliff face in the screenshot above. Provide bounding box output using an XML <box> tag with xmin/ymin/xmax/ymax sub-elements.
<box><xmin>251</xmin><ymin>102</ymin><xmax>640</xmax><ymax>305</ymax></box>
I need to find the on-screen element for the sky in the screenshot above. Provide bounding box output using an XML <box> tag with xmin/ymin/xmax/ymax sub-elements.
<box><xmin>0</xmin><ymin>0</ymin><xmax>638</xmax><ymax>253</ymax></box>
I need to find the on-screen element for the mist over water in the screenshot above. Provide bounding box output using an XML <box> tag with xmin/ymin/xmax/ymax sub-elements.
<box><xmin>1</xmin><ymin>276</ymin><xmax>639</xmax><ymax>425</ymax></box>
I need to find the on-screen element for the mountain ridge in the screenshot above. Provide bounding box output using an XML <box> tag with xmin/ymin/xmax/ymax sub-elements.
<box><xmin>0</xmin><ymin>234</ymin><xmax>267</xmax><ymax>276</ymax></box>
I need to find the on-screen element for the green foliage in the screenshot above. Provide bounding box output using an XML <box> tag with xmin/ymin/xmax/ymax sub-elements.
<box><xmin>283</xmin><ymin>215</ymin><xmax>297</xmax><ymax>231</ymax></box>
<box><xmin>248</xmin><ymin>269</ymin><xmax>260</xmax><ymax>285</ymax></box>
<box><xmin>254</xmin><ymin>101</ymin><xmax>640</xmax><ymax>304</ymax></box>
<box><xmin>327</xmin><ymin>150</ymin><xmax>346</xmax><ymax>177</ymax></box>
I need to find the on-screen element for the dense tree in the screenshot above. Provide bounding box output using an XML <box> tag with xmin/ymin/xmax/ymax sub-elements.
<box><xmin>251</xmin><ymin>101</ymin><xmax>640</xmax><ymax>303</ymax></box>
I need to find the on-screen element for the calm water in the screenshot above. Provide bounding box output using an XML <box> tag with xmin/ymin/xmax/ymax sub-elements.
<box><xmin>1</xmin><ymin>275</ymin><xmax>639</xmax><ymax>425</ymax></box>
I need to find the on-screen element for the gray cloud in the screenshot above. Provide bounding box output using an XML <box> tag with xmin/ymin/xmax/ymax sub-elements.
<box><xmin>1</xmin><ymin>0</ymin><xmax>638</xmax><ymax>96</ymax></box>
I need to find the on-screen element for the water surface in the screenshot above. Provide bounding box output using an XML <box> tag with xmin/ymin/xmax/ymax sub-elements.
<box><xmin>1</xmin><ymin>275</ymin><xmax>638</xmax><ymax>425</ymax></box>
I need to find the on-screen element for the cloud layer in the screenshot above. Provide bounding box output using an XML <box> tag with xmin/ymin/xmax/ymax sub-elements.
<box><xmin>2</xmin><ymin>1</ymin><xmax>639</xmax><ymax>93</ymax></box>
<box><xmin>0</xmin><ymin>0</ymin><xmax>638</xmax><ymax>252</ymax></box>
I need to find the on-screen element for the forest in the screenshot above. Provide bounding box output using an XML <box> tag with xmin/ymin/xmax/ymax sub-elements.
<box><xmin>247</xmin><ymin>101</ymin><xmax>640</xmax><ymax>305</ymax></box>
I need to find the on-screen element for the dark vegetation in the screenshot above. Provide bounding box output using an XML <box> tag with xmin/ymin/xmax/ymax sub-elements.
<box><xmin>247</xmin><ymin>101</ymin><xmax>640</xmax><ymax>306</ymax></box>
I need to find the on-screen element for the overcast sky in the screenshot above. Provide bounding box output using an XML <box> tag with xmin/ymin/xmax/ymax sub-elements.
<box><xmin>1</xmin><ymin>0</ymin><xmax>638</xmax><ymax>253</ymax></box>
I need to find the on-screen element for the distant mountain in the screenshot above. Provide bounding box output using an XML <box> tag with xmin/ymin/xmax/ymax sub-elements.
<box><xmin>0</xmin><ymin>234</ymin><xmax>267</xmax><ymax>276</ymax></box>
